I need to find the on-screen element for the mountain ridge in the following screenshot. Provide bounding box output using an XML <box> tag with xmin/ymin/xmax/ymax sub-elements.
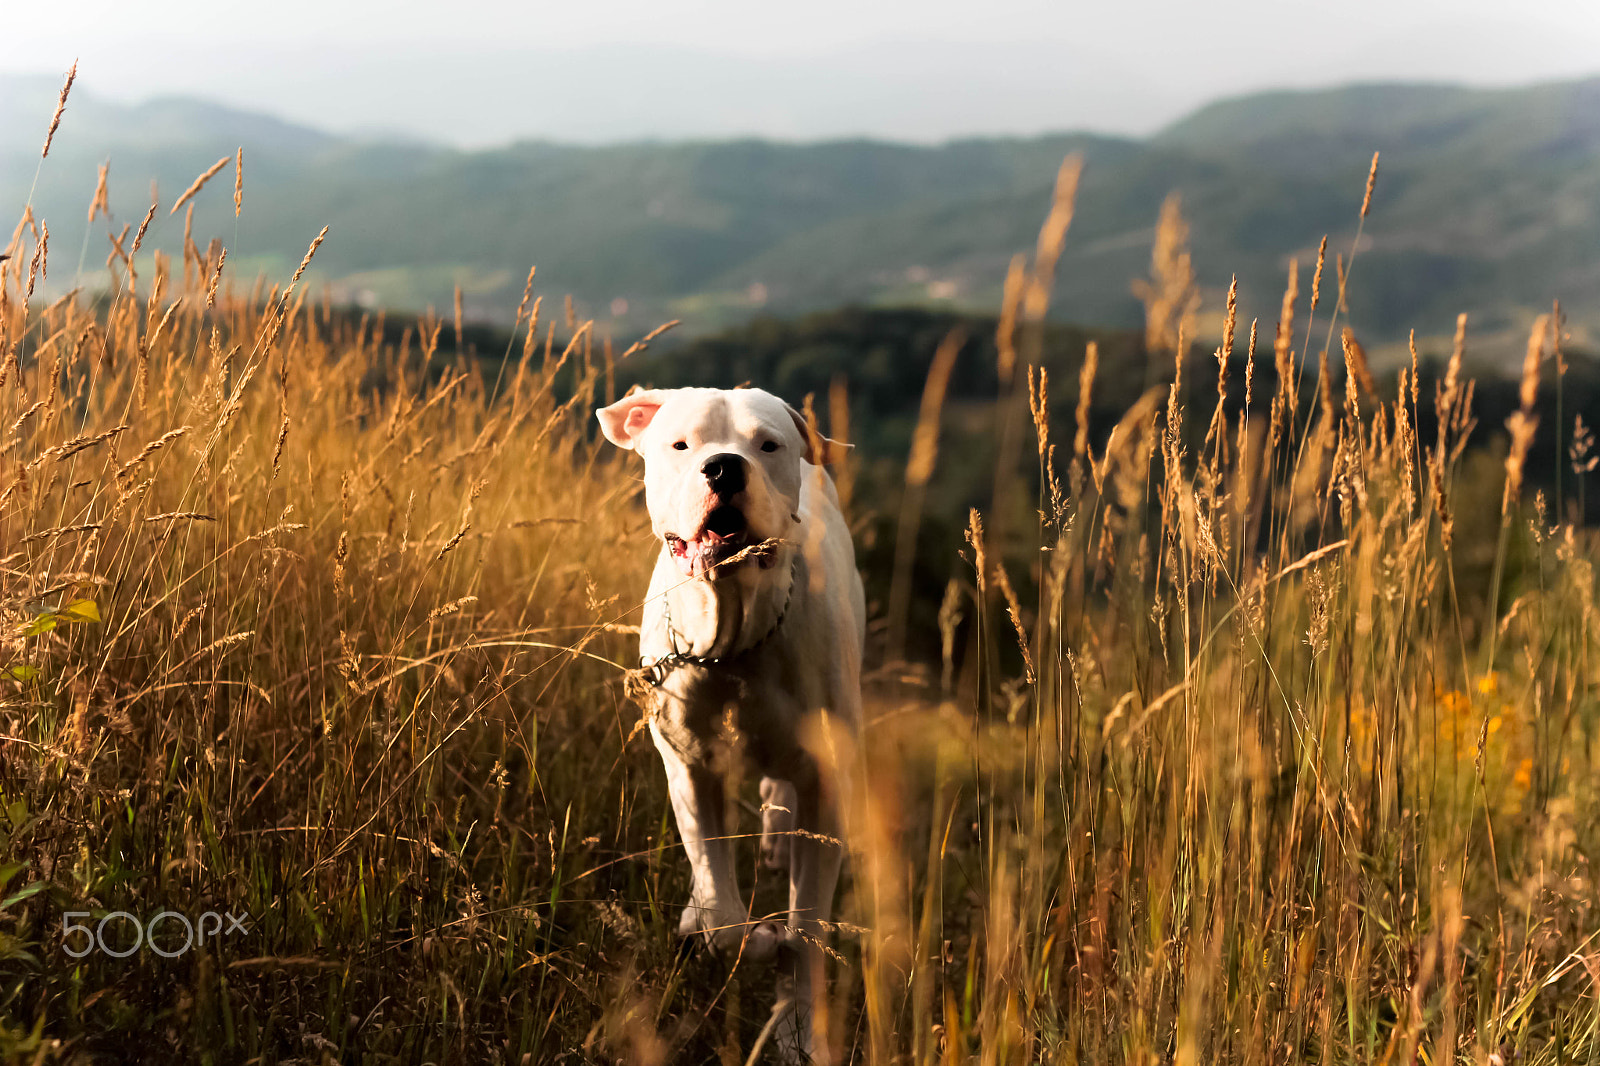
<box><xmin>3</xmin><ymin>74</ymin><xmax>1596</xmax><ymax>360</ymax></box>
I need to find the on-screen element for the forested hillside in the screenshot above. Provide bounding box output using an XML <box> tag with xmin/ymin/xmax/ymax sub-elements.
<box><xmin>4</xmin><ymin>75</ymin><xmax>1596</xmax><ymax>358</ymax></box>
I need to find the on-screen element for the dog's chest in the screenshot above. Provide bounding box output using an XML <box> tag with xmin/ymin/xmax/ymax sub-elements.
<box><xmin>650</xmin><ymin>652</ymin><xmax>811</xmax><ymax>773</ymax></box>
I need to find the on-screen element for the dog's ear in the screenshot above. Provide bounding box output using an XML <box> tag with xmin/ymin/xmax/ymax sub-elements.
<box><xmin>784</xmin><ymin>403</ymin><xmax>851</xmax><ymax>466</ymax></box>
<box><xmin>597</xmin><ymin>388</ymin><xmax>667</xmax><ymax>450</ymax></box>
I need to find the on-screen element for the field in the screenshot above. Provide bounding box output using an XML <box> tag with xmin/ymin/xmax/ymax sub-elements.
<box><xmin>2</xmin><ymin>83</ymin><xmax>1600</xmax><ymax>1064</ymax></box>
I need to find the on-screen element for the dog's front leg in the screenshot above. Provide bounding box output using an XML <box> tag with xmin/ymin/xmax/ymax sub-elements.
<box><xmin>651</xmin><ymin>722</ymin><xmax>780</xmax><ymax>960</ymax></box>
<box><xmin>771</xmin><ymin>765</ymin><xmax>845</xmax><ymax>1064</ymax></box>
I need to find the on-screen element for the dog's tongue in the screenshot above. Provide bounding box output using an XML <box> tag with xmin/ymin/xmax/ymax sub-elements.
<box><xmin>670</xmin><ymin>535</ymin><xmax>706</xmax><ymax>577</ymax></box>
<box><xmin>670</xmin><ymin>533</ymin><xmax>734</xmax><ymax>577</ymax></box>
<box><xmin>669</xmin><ymin>506</ymin><xmax>748</xmax><ymax>576</ymax></box>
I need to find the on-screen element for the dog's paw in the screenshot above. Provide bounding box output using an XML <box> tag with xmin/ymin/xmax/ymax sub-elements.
<box><xmin>740</xmin><ymin>920</ymin><xmax>784</xmax><ymax>962</ymax></box>
<box><xmin>684</xmin><ymin>917</ymin><xmax>784</xmax><ymax>964</ymax></box>
<box><xmin>678</xmin><ymin>905</ymin><xmax>782</xmax><ymax>963</ymax></box>
<box><xmin>706</xmin><ymin>920</ymin><xmax>783</xmax><ymax>963</ymax></box>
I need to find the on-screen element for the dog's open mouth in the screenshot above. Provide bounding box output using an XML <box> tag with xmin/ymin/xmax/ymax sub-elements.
<box><xmin>666</xmin><ymin>505</ymin><xmax>749</xmax><ymax>577</ymax></box>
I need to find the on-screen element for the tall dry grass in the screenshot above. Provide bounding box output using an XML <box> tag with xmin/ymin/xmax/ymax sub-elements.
<box><xmin>826</xmin><ymin>160</ymin><xmax>1600</xmax><ymax>1066</ymax></box>
<box><xmin>3</xmin><ymin>108</ymin><xmax>685</xmax><ymax>1059</ymax></box>
<box><xmin>2</xmin><ymin>75</ymin><xmax>1598</xmax><ymax>1065</ymax></box>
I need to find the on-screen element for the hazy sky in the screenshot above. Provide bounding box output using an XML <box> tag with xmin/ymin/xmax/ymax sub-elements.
<box><xmin>7</xmin><ymin>0</ymin><xmax>1600</xmax><ymax>145</ymax></box>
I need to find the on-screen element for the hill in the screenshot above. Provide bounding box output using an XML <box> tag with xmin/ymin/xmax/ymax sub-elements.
<box><xmin>3</xmin><ymin>75</ymin><xmax>1596</xmax><ymax>361</ymax></box>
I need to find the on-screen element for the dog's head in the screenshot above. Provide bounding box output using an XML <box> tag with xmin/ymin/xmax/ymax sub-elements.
<box><xmin>597</xmin><ymin>387</ymin><xmax>843</xmax><ymax>578</ymax></box>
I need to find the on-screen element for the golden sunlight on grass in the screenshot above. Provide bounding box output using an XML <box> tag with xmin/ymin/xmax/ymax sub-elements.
<box><xmin>1</xmin><ymin>74</ymin><xmax>1598</xmax><ymax>1064</ymax></box>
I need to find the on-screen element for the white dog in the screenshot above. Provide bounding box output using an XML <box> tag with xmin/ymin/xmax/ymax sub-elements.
<box><xmin>598</xmin><ymin>386</ymin><xmax>864</xmax><ymax>1062</ymax></box>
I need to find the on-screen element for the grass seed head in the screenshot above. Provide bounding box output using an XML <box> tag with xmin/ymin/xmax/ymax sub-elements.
<box><xmin>1074</xmin><ymin>340</ymin><xmax>1097</xmax><ymax>462</ymax></box>
<box><xmin>41</xmin><ymin>61</ymin><xmax>77</xmax><ymax>159</ymax></box>
<box><xmin>1360</xmin><ymin>151</ymin><xmax>1380</xmax><ymax>219</ymax></box>
<box><xmin>170</xmin><ymin>155</ymin><xmax>232</xmax><ymax>216</ymax></box>
<box><xmin>1310</xmin><ymin>235</ymin><xmax>1328</xmax><ymax>311</ymax></box>
<box><xmin>89</xmin><ymin>162</ymin><xmax>111</xmax><ymax>223</ymax></box>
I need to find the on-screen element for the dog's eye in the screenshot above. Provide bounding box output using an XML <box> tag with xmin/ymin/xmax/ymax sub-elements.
<box><xmin>673</xmin><ymin>441</ymin><xmax>688</xmax><ymax>451</ymax></box>
<box><xmin>761</xmin><ymin>441</ymin><xmax>779</xmax><ymax>453</ymax></box>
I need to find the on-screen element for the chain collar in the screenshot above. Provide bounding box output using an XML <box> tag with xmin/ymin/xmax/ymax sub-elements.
<box><xmin>640</xmin><ymin>555</ymin><xmax>799</xmax><ymax>687</ymax></box>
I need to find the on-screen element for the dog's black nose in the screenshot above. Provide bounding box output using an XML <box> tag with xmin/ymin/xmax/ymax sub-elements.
<box><xmin>701</xmin><ymin>453</ymin><xmax>747</xmax><ymax>497</ymax></box>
